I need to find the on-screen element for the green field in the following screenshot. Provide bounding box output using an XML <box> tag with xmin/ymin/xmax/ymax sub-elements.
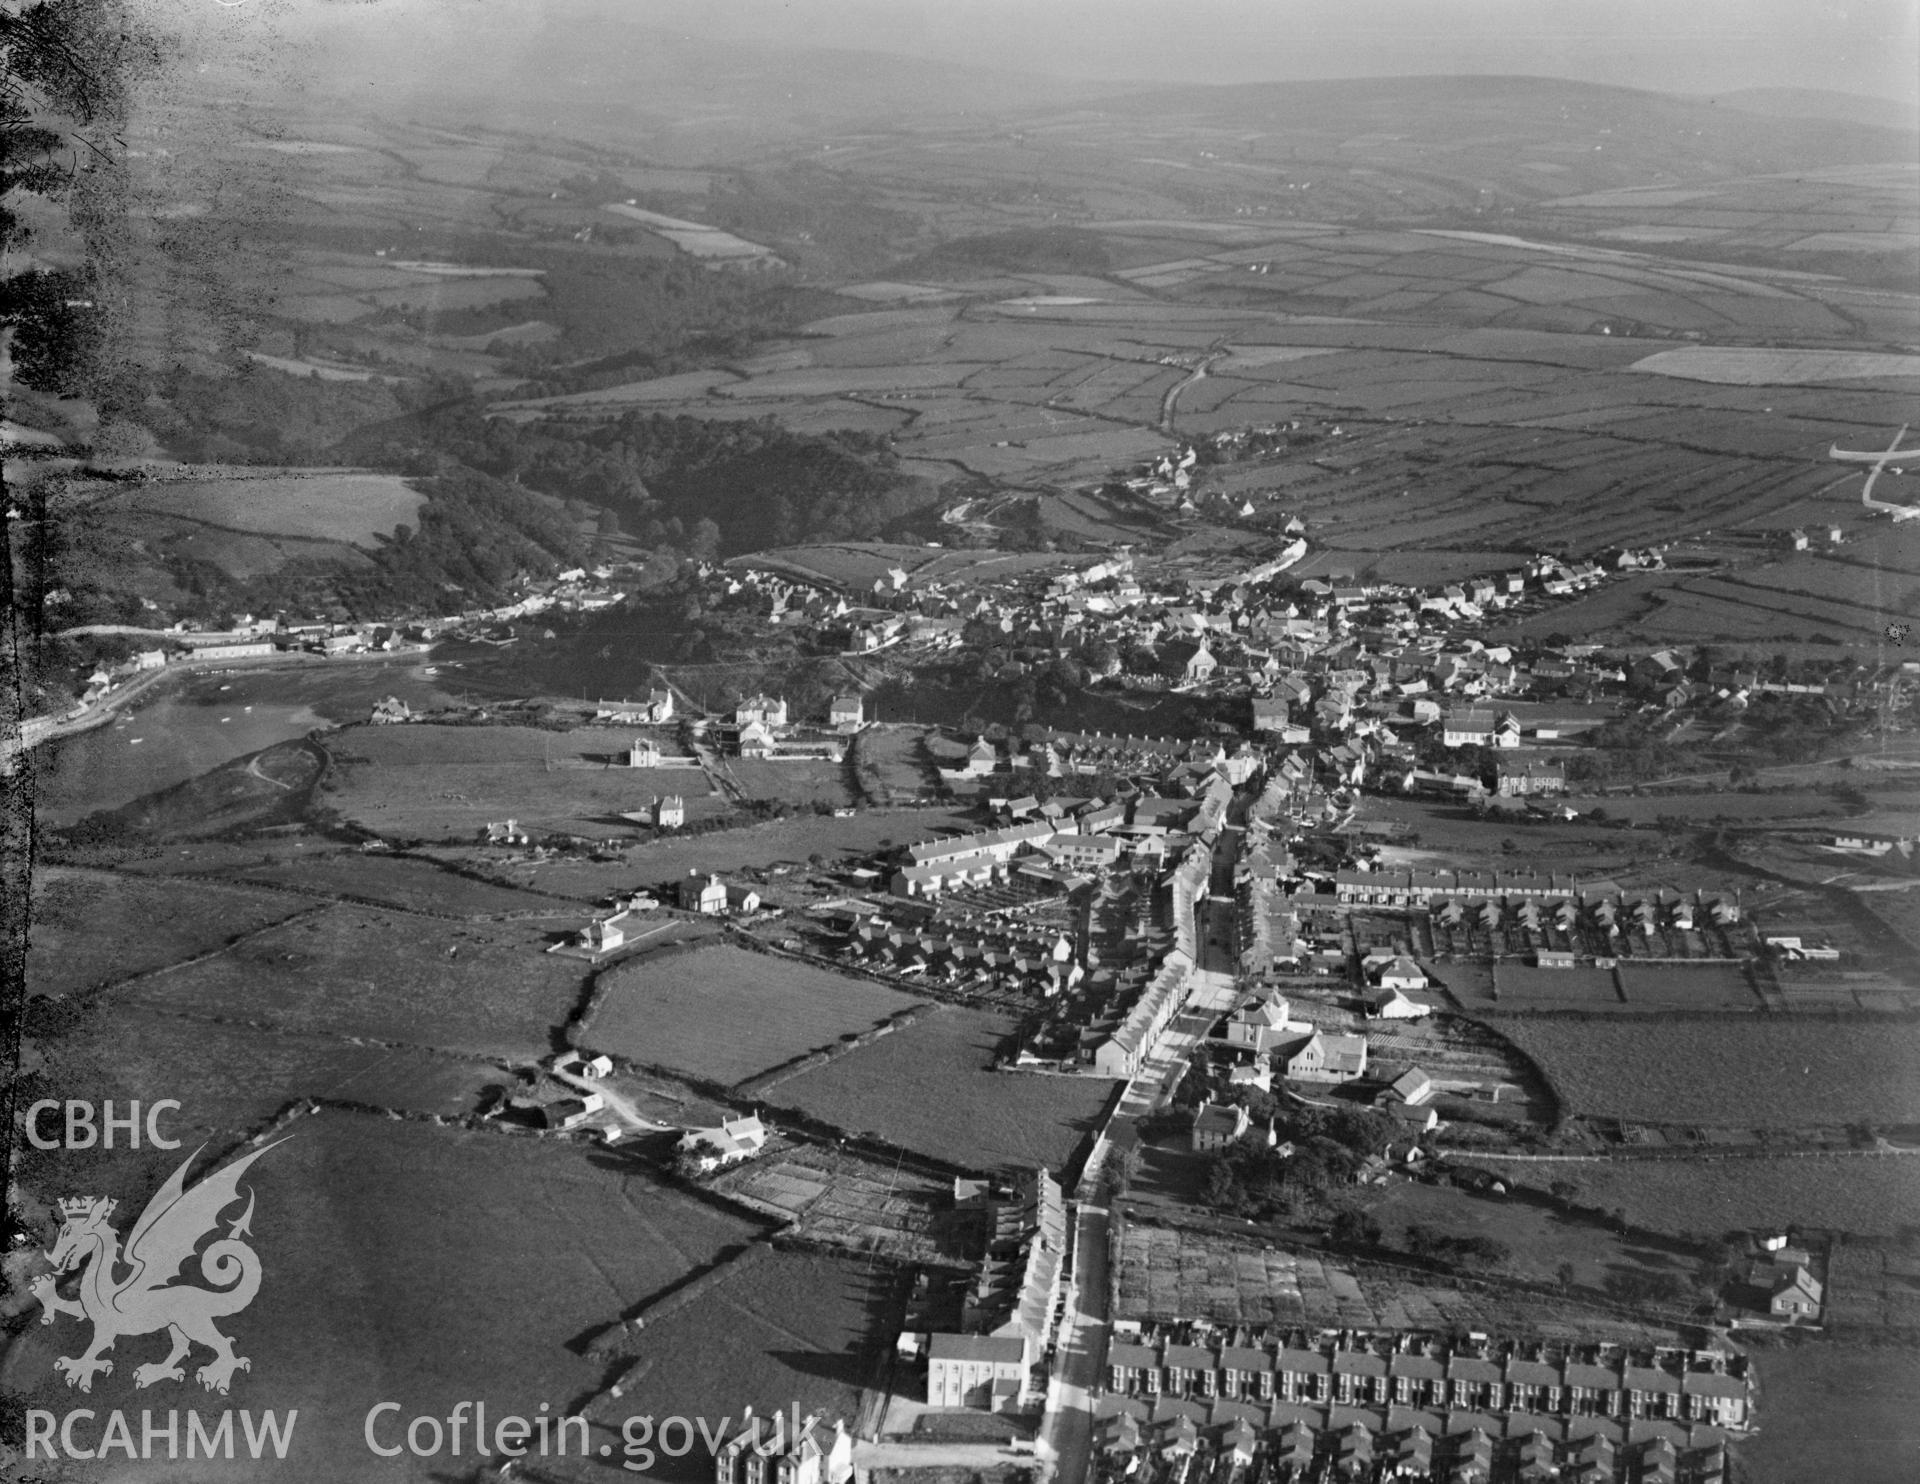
<box><xmin>327</xmin><ymin>722</ymin><xmax>730</xmax><ymax>840</ymax></box>
<box><xmin>586</xmin><ymin>1249</ymin><xmax>894</xmax><ymax>1480</ymax></box>
<box><xmin>230</xmin><ymin>848</ymin><xmax>568</xmax><ymax>917</ymax></box>
<box><xmin>1493</xmin><ymin>1017</ymin><xmax>1920</xmax><ymax>1127</ymax></box>
<box><xmin>18</xmin><ymin>1004</ymin><xmax>503</xmax><ymax>1202</ymax></box>
<box><xmin>1358</xmin><ymin>1179</ymin><xmax>1699</xmax><ymax>1292</ymax></box>
<box><xmin>770</xmin><ymin>1006</ymin><xmax>1116</xmax><ymax>1172</ymax></box>
<box><xmin>4</xmin><ymin>1112</ymin><xmax>763</xmax><ymax>1484</ymax></box>
<box><xmin>25</xmin><ymin>867</ymin><xmax>319</xmax><ymax>1000</ymax></box>
<box><xmin>1736</xmin><ymin>1345</ymin><xmax>1920</xmax><ymax>1484</ymax></box>
<box><xmin>1469</xmin><ymin>1153</ymin><xmax>1920</xmax><ymax>1239</ymax></box>
<box><xmin>581</xmin><ymin>945</ymin><xmax>925</xmax><ymax>1086</ymax></box>
<box><xmin>120</xmin><ymin>903</ymin><xmax>590</xmax><ymax>1059</ymax></box>
<box><xmin>119</xmin><ymin>470</ymin><xmax>425</xmax><ymax>546</ymax></box>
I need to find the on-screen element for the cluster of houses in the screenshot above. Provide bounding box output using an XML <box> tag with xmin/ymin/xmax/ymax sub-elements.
<box><xmin>1093</xmin><ymin>1410</ymin><xmax>1730</xmax><ymax>1484</ymax></box>
<box><xmin>1100</xmin><ymin>1329</ymin><xmax>1754</xmax><ymax>1431</ymax></box>
<box><xmin>907</xmin><ymin>1169</ymin><xmax>1067</xmax><ymax>1413</ymax></box>
<box><xmin>713</xmin><ymin>1413</ymin><xmax>854</xmax><ymax>1484</ymax></box>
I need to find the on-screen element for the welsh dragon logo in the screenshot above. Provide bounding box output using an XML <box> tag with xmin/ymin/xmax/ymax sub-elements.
<box><xmin>31</xmin><ymin>1141</ymin><xmax>284</xmax><ymax>1395</ymax></box>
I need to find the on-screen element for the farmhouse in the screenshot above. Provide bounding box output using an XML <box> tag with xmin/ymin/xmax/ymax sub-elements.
<box><xmin>578</xmin><ymin>915</ymin><xmax>627</xmax><ymax>954</ymax></box>
<box><xmin>829</xmin><ymin>694</ymin><xmax>865</xmax><ymax>731</ymax></box>
<box><xmin>679</xmin><ymin>873</ymin><xmax>729</xmax><ymax>914</ymax></box>
<box><xmin>677</xmin><ymin>1113</ymin><xmax>769</xmax><ymax>1173</ymax></box>
<box><xmin>654</xmin><ymin>795</ymin><xmax>685</xmax><ymax>829</ymax></box>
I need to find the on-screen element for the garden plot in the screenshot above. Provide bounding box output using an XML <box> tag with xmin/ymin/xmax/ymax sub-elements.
<box><xmin>716</xmin><ymin>1147</ymin><xmax>952</xmax><ymax>1262</ymax></box>
<box><xmin>1111</xmin><ymin>1224</ymin><xmax>1672</xmax><ymax>1344</ymax></box>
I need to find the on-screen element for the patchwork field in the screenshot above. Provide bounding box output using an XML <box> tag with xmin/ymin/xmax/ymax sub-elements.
<box><xmin>1493</xmin><ymin>1017</ymin><xmax>1920</xmax><ymax>1127</ymax></box>
<box><xmin>486</xmin><ymin>214</ymin><xmax>1919</xmax><ymax>535</ymax></box>
<box><xmin>770</xmin><ymin>1006</ymin><xmax>1117</xmax><ymax>1172</ymax></box>
<box><xmin>580</xmin><ymin>944</ymin><xmax>926</xmax><ymax>1086</ymax></box>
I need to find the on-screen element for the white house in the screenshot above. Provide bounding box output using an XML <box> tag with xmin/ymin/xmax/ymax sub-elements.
<box><xmin>680</xmin><ymin>873</ymin><xmax>728</xmax><ymax>914</ymax></box>
<box><xmin>1364</xmin><ymin>985</ymin><xmax>1431</xmax><ymax>1020</ymax></box>
<box><xmin>678</xmin><ymin>1113</ymin><xmax>769</xmax><ymax>1172</ymax></box>
<box><xmin>736</xmin><ymin>694</ymin><xmax>789</xmax><ymax>728</ymax></box>
<box><xmin>1375</xmin><ymin>956</ymin><xmax>1429</xmax><ymax>992</ymax></box>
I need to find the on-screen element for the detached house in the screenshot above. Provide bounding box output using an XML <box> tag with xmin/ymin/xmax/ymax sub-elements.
<box><xmin>735</xmin><ymin>694</ymin><xmax>789</xmax><ymax>728</ymax></box>
<box><xmin>1191</xmin><ymin>1101</ymin><xmax>1254</xmax><ymax>1153</ymax></box>
<box><xmin>679</xmin><ymin>873</ymin><xmax>729</xmax><ymax>914</ymax></box>
<box><xmin>1282</xmin><ymin>1030</ymin><xmax>1368</xmax><ymax>1083</ymax></box>
<box><xmin>678</xmin><ymin>1113</ymin><xmax>768</xmax><ymax>1172</ymax></box>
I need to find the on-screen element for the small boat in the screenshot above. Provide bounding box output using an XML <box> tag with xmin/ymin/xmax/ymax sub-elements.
<box><xmin>130</xmin><ymin>737</ymin><xmax>143</xmax><ymax>744</ymax></box>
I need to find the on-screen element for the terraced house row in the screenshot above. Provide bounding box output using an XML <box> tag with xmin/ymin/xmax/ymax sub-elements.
<box><xmin>1102</xmin><ymin>1334</ymin><xmax>1752</xmax><ymax>1430</ymax></box>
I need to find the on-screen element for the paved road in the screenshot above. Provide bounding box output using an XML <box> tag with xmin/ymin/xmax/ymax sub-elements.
<box><xmin>1038</xmin><ymin>1196</ymin><xmax>1112</xmax><ymax>1484</ymax></box>
<box><xmin>1118</xmin><ymin>968</ymin><xmax>1238</xmax><ymax>1117</ymax></box>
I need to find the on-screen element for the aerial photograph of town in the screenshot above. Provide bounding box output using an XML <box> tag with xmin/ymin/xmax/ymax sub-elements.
<box><xmin>1</xmin><ymin>0</ymin><xmax>1917</xmax><ymax>1480</ymax></box>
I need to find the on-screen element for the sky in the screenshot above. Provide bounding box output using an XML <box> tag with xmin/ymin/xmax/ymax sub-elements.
<box><xmin>145</xmin><ymin>0</ymin><xmax>1920</xmax><ymax>113</ymax></box>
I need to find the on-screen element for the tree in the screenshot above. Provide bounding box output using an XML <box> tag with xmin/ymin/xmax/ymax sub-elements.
<box><xmin>1556</xmin><ymin>1262</ymin><xmax>1577</xmax><ymax>1292</ymax></box>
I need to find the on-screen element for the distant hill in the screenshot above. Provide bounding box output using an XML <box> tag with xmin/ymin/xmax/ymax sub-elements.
<box><xmin>260</xmin><ymin>20</ymin><xmax>1117</xmax><ymax>155</ymax></box>
<box><xmin>1705</xmin><ymin>87</ymin><xmax>1920</xmax><ymax>134</ymax></box>
<box><xmin>1068</xmin><ymin>74</ymin><xmax>1917</xmax><ymax>184</ymax></box>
